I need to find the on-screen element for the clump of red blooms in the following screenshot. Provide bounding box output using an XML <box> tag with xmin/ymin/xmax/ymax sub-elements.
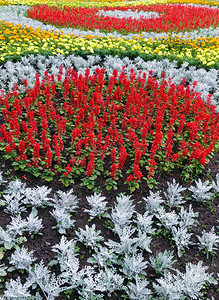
<box><xmin>0</xmin><ymin>66</ymin><xmax>218</xmax><ymax>186</ymax></box>
<box><xmin>27</xmin><ymin>4</ymin><xmax>219</xmax><ymax>34</ymax></box>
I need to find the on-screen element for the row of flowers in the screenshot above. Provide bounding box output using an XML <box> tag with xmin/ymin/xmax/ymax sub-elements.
<box><xmin>0</xmin><ymin>18</ymin><xmax>218</xmax><ymax>68</ymax></box>
<box><xmin>3</xmin><ymin>0</ymin><xmax>219</xmax><ymax>7</ymax></box>
<box><xmin>2</xmin><ymin>0</ymin><xmax>169</xmax><ymax>8</ymax></box>
<box><xmin>27</xmin><ymin>3</ymin><xmax>219</xmax><ymax>34</ymax></box>
<box><xmin>0</xmin><ymin>54</ymin><xmax>218</xmax><ymax>108</ymax></box>
<box><xmin>0</xmin><ymin>66</ymin><xmax>218</xmax><ymax>188</ymax></box>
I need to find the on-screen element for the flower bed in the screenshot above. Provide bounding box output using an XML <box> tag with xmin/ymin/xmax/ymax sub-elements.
<box><xmin>0</xmin><ymin>0</ymin><xmax>218</xmax><ymax>299</ymax></box>
<box><xmin>27</xmin><ymin>4</ymin><xmax>219</xmax><ymax>34</ymax></box>
<box><xmin>0</xmin><ymin>67</ymin><xmax>218</xmax><ymax>190</ymax></box>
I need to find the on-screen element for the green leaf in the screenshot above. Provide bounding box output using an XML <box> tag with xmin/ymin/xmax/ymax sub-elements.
<box><xmin>44</xmin><ymin>176</ymin><xmax>53</xmax><ymax>182</ymax></box>
<box><xmin>48</xmin><ymin>260</ymin><xmax>58</xmax><ymax>267</ymax></box>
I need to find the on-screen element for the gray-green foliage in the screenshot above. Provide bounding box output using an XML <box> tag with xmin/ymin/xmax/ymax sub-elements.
<box><xmin>25</xmin><ymin>208</ymin><xmax>43</xmax><ymax>235</ymax></box>
<box><xmin>0</xmin><ymin>174</ymin><xmax>218</xmax><ymax>299</ymax></box>
<box><xmin>87</xmin><ymin>245</ymin><xmax>117</xmax><ymax>268</ymax></box>
<box><xmin>7</xmin><ymin>214</ymin><xmax>27</xmax><ymax>236</ymax></box>
<box><xmin>178</xmin><ymin>205</ymin><xmax>198</xmax><ymax>228</ymax></box>
<box><xmin>197</xmin><ymin>227</ymin><xmax>219</xmax><ymax>254</ymax></box>
<box><xmin>4</xmin><ymin>180</ymin><xmax>27</xmax><ymax>208</ymax></box>
<box><xmin>124</xmin><ymin>275</ymin><xmax>152</xmax><ymax>300</ymax></box>
<box><xmin>0</xmin><ymin>264</ymin><xmax>7</xmax><ymax>277</ymax></box>
<box><xmin>0</xmin><ymin>226</ymin><xmax>17</xmax><ymax>250</ymax></box>
<box><xmin>149</xmin><ymin>250</ymin><xmax>176</xmax><ymax>274</ymax></box>
<box><xmin>136</xmin><ymin>230</ymin><xmax>152</xmax><ymax>253</ymax></box>
<box><xmin>178</xmin><ymin>261</ymin><xmax>217</xmax><ymax>299</ymax></box>
<box><xmin>0</xmin><ymin>171</ymin><xmax>7</xmax><ymax>186</ymax></box>
<box><xmin>135</xmin><ymin>211</ymin><xmax>155</xmax><ymax>235</ymax></box>
<box><xmin>10</xmin><ymin>246</ymin><xmax>36</xmax><ymax>270</ymax></box>
<box><xmin>24</xmin><ymin>186</ymin><xmax>51</xmax><ymax>207</ymax></box>
<box><xmin>164</xmin><ymin>179</ymin><xmax>186</xmax><ymax>208</ymax></box>
<box><xmin>52</xmin><ymin>190</ymin><xmax>78</xmax><ymax>212</ymax></box>
<box><xmin>188</xmin><ymin>179</ymin><xmax>214</xmax><ymax>202</ymax></box>
<box><xmin>27</xmin><ymin>261</ymin><xmax>69</xmax><ymax>300</ymax></box>
<box><xmin>143</xmin><ymin>191</ymin><xmax>164</xmax><ymax>215</ymax></box>
<box><xmin>76</xmin><ymin>224</ymin><xmax>104</xmax><ymax>249</ymax></box>
<box><xmin>2</xmin><ymin>190</ymin><xmax>26</xmax><ymax>215</ymax></box>
<box><xmin>171</xmin><ymin>225</ymin><xmax>193</xmax><ymax>257</ymax></box>
<box><xmin>157</xmin><ymin>209</ymin><xmax>179</xmax><ymax>231</ymax></box>
<box><xmin>51</xmin><ymin>208</ymin><xmax>75</xmax><ymax>234</ymax></box>
<box><xmin>212</xmin><ymin>174</ymin><xmax>219</xmax><ymax>193</ymax></box>
<box><xmin>105</xmin><ymin>225</ymin><xmax>137</xmax><ymax>254</ymax></box>
<box><xmin>153</xmin><ymin>261</ymin><xmax>216</xmax><ymax>299</ymax></box>
<box><xmin>110</xmin><ymin>194</ymin><xmax>135</xmax><ymax>232</ymax></box>
<box><xmin>121</xmin><ymin>251</ymin><xmax>148</xmax><ymax>278</ymax></box>
<box><xmin>4</xmin><ymin>278</ymin><xmax>32</xmax><ymax>299</ymax></box>
<box><xmin>84</xmin><ymin>193</ymin><xmax>107</xmax><ymax>219</ymax></box>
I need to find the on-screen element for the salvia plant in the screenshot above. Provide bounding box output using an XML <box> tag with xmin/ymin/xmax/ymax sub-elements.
<box><xmin>0</xmin><ymin>66</ymin><xmax>217</xmax><ymax>190</ymax></box>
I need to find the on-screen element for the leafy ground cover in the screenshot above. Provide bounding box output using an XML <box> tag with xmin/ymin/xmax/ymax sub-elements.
<box><xmin>0</xmin><ymin>0</ymin><xmax>218</xmax><ymax>299</ymax></box>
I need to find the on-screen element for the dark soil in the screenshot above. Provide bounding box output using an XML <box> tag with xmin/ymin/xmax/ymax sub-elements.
<box><xmin>0</xmin><ymin>149</ymin><xmax>218</xmax><ymax>299</ymax></box>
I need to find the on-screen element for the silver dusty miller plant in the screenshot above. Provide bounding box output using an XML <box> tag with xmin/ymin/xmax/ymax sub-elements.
<box><xmin>123</xmin><ymin>274</ymin><xmax>152</xmax><ymax>300</ymax></box>
<box><xmin>24</xmin><ymin>186</ymin><xmax>52</xmax><ymax>207</ymax></box>
<box><xmin>197</xmin><ymin>226</ymin><xmax>219</xmax><ymax>255</ymax></box>
<box><xmin>51</xmin><ymin>208</ymin><xmax>75</xmax><ymax>234</ymax></box>
<box><xmin>76</xmin><ymin>224</ymin><xmax>104</xmax><ymax>249</ymax></box>
<box><xmin>84</xmin><ymin>193</ymin><xmax>108</xmax><ymax>219</ymax></box>
<box><xmin>109</xmin><ymin>194</ymin><xmax>135</xmax><ymax>232</ymax></box>
<box><xmin>149</xmin><ymin>250</ymin><xmax>176</xmax><ymax>274</ymax></box>
<box><xmin>188</xmin><ymin>179</ymin><xmax>214</xmax><ymax>202</ymax></box>
<box><xmin>52</xmin><ymin>189</ymin><xmax>78</xmax><ymax>212</ymax></box>
<box><xmin>10</xmin><ymin>246</ymin><xmax>36</xmax><ymax>270</ymax></box>
<box><xmin>163</xmin><ymin>179</ymin><xmax>186</xmax><ymax>208</ymax></box>
<box><xmin>25</xmin><ymin>208</ymin><xmax>44</xmax><ymax>235</ymax></box>
<box><xmin>143</xmin><ymin>191</ymin><xmax>164</xmax><ymax>215</ymax></box>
